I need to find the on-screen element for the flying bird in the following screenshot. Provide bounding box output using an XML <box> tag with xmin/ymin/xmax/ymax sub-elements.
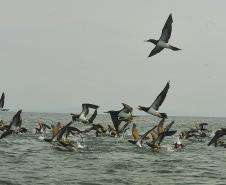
<box><xmin>117</xmin><ymin>103</ymin><xmax>134</xmax><ymax>122</ymax></box>
<box><xmin>71</xmin><ymin>103</ymin><xmax>99</xmax><ymax>124</ymax></box>
<box><xmin>138</xmin><ymin>81</ymin><xmax>170</xmax><ymax>118</ymax></box>
<box><xmin>105</xmin><ymin>103</ymin><xmax>134</xmax><ymax>135</ymax></box>
<box><xmin>0</xmin><ymin>92</ymin><xmax>9</xmax><ymax>111</ymax></box>
<box><xmin>145</xmin><ymin>13</ymin><xmax>181</xmax><ymax>58</ymax></box>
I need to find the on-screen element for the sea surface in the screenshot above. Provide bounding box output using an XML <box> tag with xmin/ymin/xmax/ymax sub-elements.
<box><xmin>0</xmin><ymin>112</ymin><xmax>225</xmax><ymax>185</ymax></box>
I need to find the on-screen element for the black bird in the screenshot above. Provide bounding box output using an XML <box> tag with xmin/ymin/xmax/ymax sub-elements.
<box><xmin>71</xmin><ymin>103</ymin><xmax>99</xmax><ymax>124</ymax></box>
<box><xmin>208</xmin><ymin>128</ymin><xmax>226</xmax><ymax>147</ymax></box>
<box><xmin>145</xmin><ymin>14</ymin><xmax>181</xmax><ymax>58</ymax></box>
<box><xmin>0</xmin><ymin>92</ymin><xmax>9</xmax><ymax>111</ymax></box>
<box><xmin>138</xmin><ymin>81</ymin><xmax>170</xmax><ymax>118</ymax></box>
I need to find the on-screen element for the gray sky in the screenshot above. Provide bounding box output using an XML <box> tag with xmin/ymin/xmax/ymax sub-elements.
<box><xmin>1</xmin><ymin>0</ymin><xmax>226</xmax><ymax>117</ymax></box>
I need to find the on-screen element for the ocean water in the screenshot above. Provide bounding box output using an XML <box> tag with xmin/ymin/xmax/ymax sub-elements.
<box><xmin>0</xmin><ymin>112</ymin><xmax>225</xmax><ymax>185</ymax></box>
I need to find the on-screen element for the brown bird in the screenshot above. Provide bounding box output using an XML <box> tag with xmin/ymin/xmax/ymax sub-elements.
<box><xmin>128</xmin><ymin>123</ymin><xmax>157</xmax><ymax>147</ymax></box>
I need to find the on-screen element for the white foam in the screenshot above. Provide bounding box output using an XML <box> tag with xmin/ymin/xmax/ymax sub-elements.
<box><xmin>76</xmin><ymin>141</ymin><xmax>85</xmax><ymax>149</ymax></box>
<box><xmin>38</xmin><ymin>135</ymin><xmax>45</xmax><ymax>140</ymax></box>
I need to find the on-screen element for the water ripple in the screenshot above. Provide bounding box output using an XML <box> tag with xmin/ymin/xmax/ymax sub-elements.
<box><xmin>0</xmin><ymin>113</ymin><xmax>226</xmax><ymax>184</ymax></box>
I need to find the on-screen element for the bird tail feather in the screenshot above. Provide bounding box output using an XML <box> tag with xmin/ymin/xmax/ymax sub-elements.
<box><xmin>169</xmin><ymin>45</ymin><xmax>181</xmax><ymax>51</ymax></box>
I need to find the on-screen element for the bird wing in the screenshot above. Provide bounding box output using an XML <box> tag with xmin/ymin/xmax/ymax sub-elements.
<box><xmin>107</xmin><ymin>111</ymin><xmax>121</xmax><ymax>131</ymax></box>
<box><xmin>0</xmin><ymin>92</ymin><xmax>5</xmax><ymax>108</ymax></box>
<box><xmin>159</xmin><ymin>14</ymin><xmax>173</xmax><ymax>43</ymax></box>
<box><xmin>88</xmin><ymin>109</ymin><xmax>97</xmax><ymax>123</ymax></box>
<box><xmin>82</xmin><ymin>103</ymin><xmax>99</xmax><ymax>116</ymax></box>
<box><xmin>157</xmin><ymin>118</ymin><xmax>165</xmax><ymax>133</ymax></box>
<box><xmin>148</xmin><ymin>46</ymin><xmax>164</xmax><ymax>57</ymax></box>
<box><xmin>120</xmin><ymin>103</ymin><xmax>133</xmax><ymax>113</ymax></box>
<box><xmin>208</xmin><ymin>133</ymin><xmax>221</xmax><ymax>146</ymax></box>
<box><xmin>118</xmin><ymin>122</ymin><xmax>130</xmax><ymax>134</ymax></box>
<box><xmin>151</xmin><ymin>128</ymin><xmax>159</xmax><ymax>143</ymax></box>
<box><xmin>158</xmin><ymin>120</ymin><xmax>175</xmax><ymax>145</ymax></box>
<box><xmin>139</xmin><ymin>126</ymin><xmax>157</xmax><ymax>144</ymax></box>
<box><xmin>208</xmin><ymin>130</ymin><xmax>226</xmax><ymax>146</ymax></box>
<box><xmin>132</xmin><ymin>126</ymin><xmax>140</xmax><ymax>141</ymax></box>
<box><xmin>82</xmin><ymin>104</ymin><xmax>89</xmax><ymax>116</ymax></box>
<box><xmin>51</xmin><ymin>122</ymin><xmax>64</xmax><ymax>140</ymax></box>
<box><xmin>150</xmin><ymin>81</ymin><xmax>170</xmax><ymax>110</ymax></box>
<box><xmin>0</xmin><ymin>129</ymin><xmax>13</xmax><ymax>139</ymax></box>
<box><xmin>68</xmin><ymin>126</ymin><xmax>82</xmax><ymax>134</ymax></box>
<box><xmin>86</xmin><ymin>103</ymin><xmax>99</xmax><ymax>109</ymax></box>
<box><xmin>56</xmin><ymin>121</ymin><xmax>73</xmax><ymax>141</ymax></box>
<box><xmin>9</xmin><ymin>110</ymin><xmax>22</xmax><ymax>129</ymax></box>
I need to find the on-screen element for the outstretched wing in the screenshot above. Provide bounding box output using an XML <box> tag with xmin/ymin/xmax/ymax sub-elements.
<box><xmin>9</xmin><ymin>110</ymin><xmax>22</xmax><ymax>129</ymax></box>
<box><xmin>82</xmin><ymin>103</ymin><xmax>99</xmax><ymax>116</ymax></box>
<box><xmin>148</xmin><ymin>46</ymin><xmax>163</xmax><ymax>58</ymax></box>
<box><xmin>88</xmin><ymin>109</ymin><xmax>98</xmax><ymax>123</ymax></box>
<box><xmin>0</xmin><ymin>130</ymin><xmax>13</xmax><ymax>139</ymax></box>
<box><xmin>159</xmin><ymin>14</ymin><xmax>173</xmax><ymax>43</ymax></box>
<box><xmin>158</xmin><ymin>120</ymin><xmax>175</xmax><ymax>145</ymax></box>
<box><xmin>132</xmin><ymin>124</ymin><xmax>140</xmax><ymax>141</ymax></box>
<box><xmin>139</xmin><ymin>126</ymin><xmax>157</xmax><ymax>144</ymax></box>
<box><xmin>81</xmin><ymin>104</ymin><xmax>89</xmax><ymax>116</ymax></box>
<box><xmin>121</xmin><ymin>103</ymin><xmax>133</xmax><ymax>113</ymax></box>
<box><xmin>208</xmin><ymin>130</ymin><xmax>226</xmax><ymax>146</ymax></box>
<box><xmin>118</xmin><ymin>122</ymin><xmax>130</xmax><ymax>134</ymax></box>
<box><xmin>157</xmin><ymin>118</ymin><xmax>165</xmax><ymax>133</ymax></box>
<box><xmin>106</xmin><ymin>111</ymin><xmax>121</xmax><ymax>132</ymax></box>
<box><xmin>56</xmin><ymin>121</ymin><xmax>73</xmax><ymax>141</ymax></box>
<box><xmin>151</xmin><ymin>81</ymin><xmax>170</xmax><ymax>110</ymax></box>
<box><xmin>0</xmin><ymin>92</ymin><xmax>5</xmax><ymax>108</ymax></box>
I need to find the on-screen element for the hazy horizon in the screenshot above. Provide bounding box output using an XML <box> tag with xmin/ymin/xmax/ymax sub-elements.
<box><xmin>1</xmin><ymin>0</ymin><xmax>226</xmax><ymax>117</ymax></box>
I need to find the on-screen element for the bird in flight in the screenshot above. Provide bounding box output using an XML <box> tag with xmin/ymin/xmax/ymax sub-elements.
<box><xmin>145</xmin><ymin>14</ymin><xmax>181</xmax><ymax>58</ymax></box>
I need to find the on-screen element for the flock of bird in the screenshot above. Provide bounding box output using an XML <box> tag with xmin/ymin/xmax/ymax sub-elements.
<box><xmin>0</xmin><ymin>14</ymin><xmax>226</xmax><ymax>151</ymax></box>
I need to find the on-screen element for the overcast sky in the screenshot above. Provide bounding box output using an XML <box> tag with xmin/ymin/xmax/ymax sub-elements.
<box><xmin>1</xmin><ymin>0</ymin><xmax>226</xmax><ymax>117</ymax></box>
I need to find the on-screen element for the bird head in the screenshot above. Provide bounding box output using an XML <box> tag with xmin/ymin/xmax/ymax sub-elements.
<box><xmin>144</xmin><ymin>39</ymin><xmax>158</xmax><ymax>45</ymax></box>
